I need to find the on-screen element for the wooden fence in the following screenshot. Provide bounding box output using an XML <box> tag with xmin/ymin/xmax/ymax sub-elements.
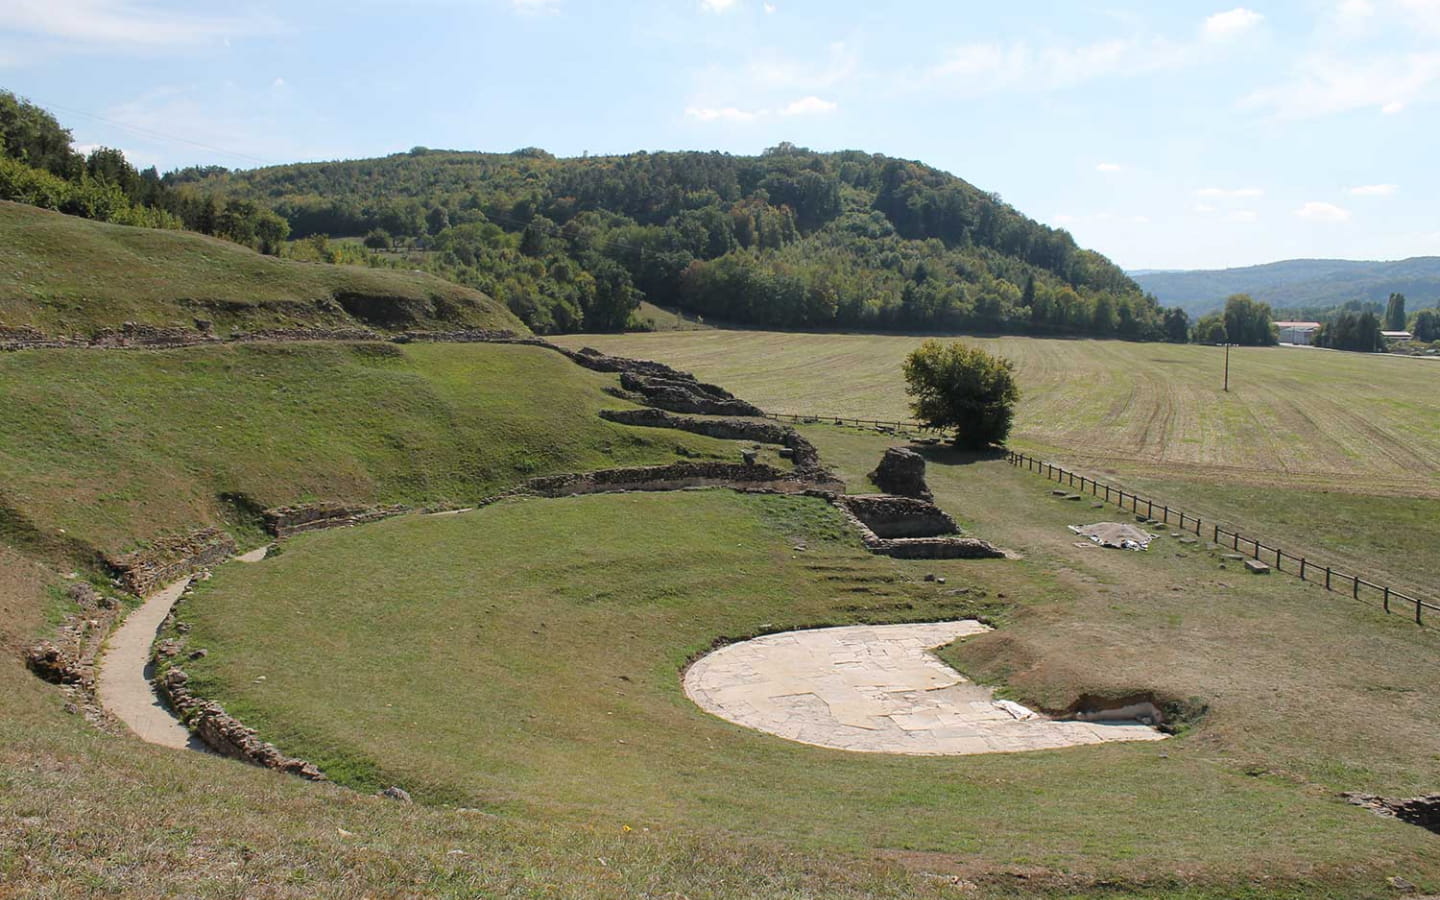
<box><xmin>1006</xmin><ymin>451</ymin><xmax>1437</xmax><ymax>626</ymax></box>
<box><xmin>767</xmin><ymin>412</ymin><xmax>941</xmax><ymax>434</ymax></box>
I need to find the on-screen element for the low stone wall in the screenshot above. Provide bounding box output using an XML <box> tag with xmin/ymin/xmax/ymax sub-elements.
<box><xmin>107</xmin><ymin>528</ymin><xmax>238</xmax><ymax>597</ymax></box>
<box><xmin>598</xmin><ymin>408</ymin><xmax>822</xmax><ymax>469</ymax></box>
<box><xmin>263</xmin><ymin>503</ymin><xmax>411</xmax><ymax>539</ymax></box>
<box><xmin>525</xmin><ymin>461</ymin><xmax>843</xmax><ymax>498</ymax></box>
<box><xmin>392</xmin><ymin>329</ymin><xmax>529</xmax><ymax>344</ymax></box>
<box><xmin>617</xmin><ymin>371</ymin><xmax>765</xmax><ymax>417</ymax></box>
<box><xmin>155</xmin><ymin>664</ymin><xmax>326</xmax><ymax>781</ymax></box>
<box><xmin>829</xmin><ymin>494</ymin><xmax>1005</xmax><ymax>560</ymax></box>
<box><xmin>1344</xmin><ymin>792</ymin><xmax>1440</xmax><ymax>834</ymax></box>
<box><xmin>839</xmin><ymin>495</ymin><xmax>958</xmax><ymax>539</ymax></box>
<box><xmin>232</xmin><ymin>327</ymin><xmax>382</xmax><ymax>343</ymax></box>
<box><xmin>24</xmin><ymin>582</ymin><xmax>120</xmax><ymax>690</ymax></box>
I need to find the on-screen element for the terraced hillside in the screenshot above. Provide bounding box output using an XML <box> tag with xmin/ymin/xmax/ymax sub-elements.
<box><xmin>555</xmin><ymin>331</ymin><xmax>1440</xmax><ymax>497</ymax></box>
<box><xmin>0</xmin><ymin>201</ymin><xmax>519</xmax><ymax>337</ymax></box>
<box><xmin>0</xmin><ymin>341</ymin><xmax>739</xmax><ymax>558</ymax></box>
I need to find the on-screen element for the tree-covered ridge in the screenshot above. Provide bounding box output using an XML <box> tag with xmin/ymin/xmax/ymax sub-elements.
<box><xmin>176</xmin><ymin>144</ymin><xmax>1178</xmax><ymax>338</ymax></box>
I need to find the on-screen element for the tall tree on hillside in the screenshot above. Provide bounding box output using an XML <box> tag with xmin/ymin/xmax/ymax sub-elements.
<box><xmin>1385</xmin><ymin>292</ymin><xmax>1407</xmax><ymax>331</ymax></box>
<box><xmin>1163</xmin><ymin>307</ymin><xmax>1190</xmax><ymax>343</ymax></box>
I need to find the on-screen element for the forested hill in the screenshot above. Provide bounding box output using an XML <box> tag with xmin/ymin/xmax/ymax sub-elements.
<box><xmin>172</xmin><ymin>146</ymin><xmax>1180</xmax><ymax>339</ymax></box>
<box><xmin>1134</xmin><ymin>257</ymin><xmax>1440</xmax><ymax>314</ymax></box>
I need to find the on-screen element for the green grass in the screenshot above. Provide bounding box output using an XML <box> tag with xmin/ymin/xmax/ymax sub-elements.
<box><xmin>553</xmin><ymin>331</ymin><xmax>1440</xmax><ymax>497</ymax></box>
<box><xmin>0</xmin><ymin>201</ymin><xmax>522</xmax><ymax>335</ymax></box>
<box><xmin>171</xmin><ymin>456</ymin><xmax>1440</xmax><ymax>895</ymax></box>
<box><xmin>0</xmin><ymin>341</ymin><xmax>741</xmax><ymax>557</ymax></box>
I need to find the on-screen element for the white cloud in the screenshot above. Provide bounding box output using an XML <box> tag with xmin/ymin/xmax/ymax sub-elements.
<box><xmin>1243</xmin><ymin>51</ymin><xmax>1440</xmax><ymax>118</ymax></box>
<box><xmin>1229</xmin><ymin>209</ymin><xmax>1259</xmax><ymax>223</ymax></box>
<box><xmin>1194</xmin><ymin>203</ymin><xmax>1219</xmax><ymax>214</ymax></box>
<box><xmin>763</xmin><ymin>2</ymin><xmax>776</xmax><ymax>11</ymax></box>
<box><xmin>3</xmin><ymin>0</ymin><xmax>276</xmax><ymax>48</ymax></box>
<box><xmin>746</xmin><ymin>42</ymin><xmax>856</xmax><ymax>91</ymax></box>
<box><xmin>686</xmin><ymin>95</ymin><xmax>837</xmax><ymax>122</ymax></box>
<box><xmin>779</xmin><ymin>95</ymin><xmax>836</xmax><ymax>116</ymax></box>
<box><xmin>511</xmin><ymin>0</ymin><xmax>560</xmax><ymax>13</ymax></box>
<box><xmin>1196</xmin><ymin>186</ymin><xmax>1264</xmax><ymax>198</ymax></box>
<box><xmin>701</xmin><ymin>0</ymin><xmax>737</xmax><ymax>11</ymax></box>
<box><xmin>1296</xmin><ymin>201</ymin><xmax>1352</xmax><ymax>222</ymax></box>
<box><xmin>1096</xmin><ymin>162</ymin><xmax>1123</xmax><ymax>172</ymax></box>
<box><xmin>1203</xmin><ymin>7</ymin><xmax>1264</xmax><ymax>40</ymax></box>
<box><xmin>684</xmin><ymin>105</ymin><xmax>758</xmax><ymax>122</ymax></box>
<box><xmin>1349</xmin><ymin>183</ymin><xmax>1398</xmax><ymax>196</ymax></box>
<box><xmin>271</xmin><ymin>76</ymin><xmax>286</xmax><ymax>89</ymax></box>
<box><xmin>924</xmin><ymin>37</ymin><xmax>1173</xmax><ymax>92</ymax></box>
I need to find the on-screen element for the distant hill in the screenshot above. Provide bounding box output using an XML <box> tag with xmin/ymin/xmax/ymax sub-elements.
<box><xmin>0</xmin><ymin>201</ymin><xmax>524</xmax><ymax>337</ymax></box>
<box><xmin>172</xmin><ymin>146</ymin><xmax>1179</xmax><ymax>339</ymax></box>
<box><xmin>1132</xmin><ymin>258</ymin><xmax>1440</xmax><ymax>314</ymax></box>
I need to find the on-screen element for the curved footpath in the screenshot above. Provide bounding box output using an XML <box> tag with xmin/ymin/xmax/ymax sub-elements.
<box><xmin>97</xmin><ymin>546</ymin><xmax>269</xmax><ymax>751</ymax></box>
<box><xmin>96</xmin><ymin>578</ymin><xmax>207</xmax><ymax>751</ymax></box>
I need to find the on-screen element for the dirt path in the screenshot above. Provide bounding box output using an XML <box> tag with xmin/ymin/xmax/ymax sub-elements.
<box><xmin>97</xmin><ymin>546</ymin><xmax>268</xmax><ymax>751</ymax></box>
<box><xmin>96</xmin><ymin>579</ymin><xmax>208</xmax><ymax>751</ymax></box>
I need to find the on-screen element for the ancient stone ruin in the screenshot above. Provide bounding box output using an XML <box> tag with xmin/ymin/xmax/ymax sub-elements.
<box><xmin>833</xmin><ymin>494</ymin><xmax>1005</xmax><ymax>560</ymax></box>
<box><xmin>869</xmin><ymin>447</ymin><xmax>933</xmax><ymax>501</ymax></box>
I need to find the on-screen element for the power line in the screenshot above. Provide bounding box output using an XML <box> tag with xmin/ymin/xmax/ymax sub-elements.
<box><xmin>32</xmin><ymin>97</ymin><xmax>275</xmax><ymax>167</ymax></box>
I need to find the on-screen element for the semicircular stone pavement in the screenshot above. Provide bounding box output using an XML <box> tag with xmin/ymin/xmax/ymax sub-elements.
<box><xmin>683</xmin><ymin>621</ymin><xmax>1167</xmax><ymax>755</ymax></box>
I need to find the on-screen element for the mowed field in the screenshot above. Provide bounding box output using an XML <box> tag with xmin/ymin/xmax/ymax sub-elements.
<box><xmin>554</xmin><ymin>331</ymin><xmax>1440</xmax><ymax>497</ymax></box>
<box><xmin>173</xmin><ymin>435</ymin><xmax>1440</xmax><ymax>897</ymax></box>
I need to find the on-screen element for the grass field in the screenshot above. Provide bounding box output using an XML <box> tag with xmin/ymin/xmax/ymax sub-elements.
<box><xmin>553</xmin><ymin>331</ymin><xmax>1440</xmax><ymax>496</ymax></box>
<box><xmin>554</xmin><ymin>330</ymin><xmax>1440</xmax><ymax>598</ymax></box>
<box><xmin>0</xmin><ymin>341</ymin><xmax>739</xmax><ymax>558</ymax></box>
<box><xmin>0</xmin><ymin>202</ymin><xmax>520</xmax><ymax>335</ymax></box>
<box><xmin>169</xmin><ymin>434</ymin><xmax>1440</xmax><ymax>897</ymax></box>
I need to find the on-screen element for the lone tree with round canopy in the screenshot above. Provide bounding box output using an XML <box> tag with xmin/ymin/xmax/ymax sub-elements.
<box><xmin>903</xmin><ymin>340</ymin><xmax>1020</xmax><ymax>449</ymax></box>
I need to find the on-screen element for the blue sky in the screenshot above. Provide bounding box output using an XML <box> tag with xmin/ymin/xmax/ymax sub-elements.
<box><xmin>1</xmin><ymin>0</ymin><xmax>1435</xmax><ymax>269</ymax></box>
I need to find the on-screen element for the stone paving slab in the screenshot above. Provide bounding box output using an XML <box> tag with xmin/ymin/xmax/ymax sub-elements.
<box><xmin>684</xmin><ymin>621</ymin><xmax>1166</xmax><ymax>755</ymax></box>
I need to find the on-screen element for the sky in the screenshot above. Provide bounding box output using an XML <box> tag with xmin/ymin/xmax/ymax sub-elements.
<box><xmin>0</xmin><ymin>0</ymin><xmax>1435</xmax><ymax>270</ymax></box>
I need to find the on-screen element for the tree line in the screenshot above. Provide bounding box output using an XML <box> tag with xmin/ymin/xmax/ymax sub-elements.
<box><xmin>176</xmin><ymin>143</ymin><xmax>1192</xmax><ymax>338</ymax></box>
<box><xmin>0</xmin><ymin>91</ymin><xmax>289</xmax><ymax>253</ymax></box>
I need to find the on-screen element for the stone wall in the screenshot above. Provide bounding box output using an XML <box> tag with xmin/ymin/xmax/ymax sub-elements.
<box><xmin>617</xmin><ymin>371</ymin><xmax>765</xmax><ymax>417</ymax></box>
<box><xmin>839</xmin><ymin>495</ymin><xmax>959</xmax><ymax>539</ymax></box>
<box><xmin>828</xmin><ymin>494</ymin><xmax>1005</xmax><ymax>560</ymax></box>
<box><xmin>263</xmin><ymin>503</ymin><xmax>411</xmax><ymax>539</ymax></box>
<box><xmin>107</xmin><ymin>527</ymin><xmax>238</xmax><ymax>597</ymax></box>
<box><xmin>524</xmin><ymin>461</ymin><xmax>843</xmax><ymax>498</ymax></box>
<box><xmin>155</xmin><ymin>664</ymin><xmax>326</xmax><ymax>781</ymax></box>
<box><xmin>598</xmin><ymin>408</ymin><xmax>822</xmax><ymax>469</ymax></box>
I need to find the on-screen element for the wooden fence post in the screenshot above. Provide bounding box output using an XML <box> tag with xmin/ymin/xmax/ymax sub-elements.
<box><xmin>1300</xmin><ymin>558</ymin><xmax>1307</xmax><ymax>581</ymax></box>
<box><xmin>1325</xmin><ymin>566</ymin><xmax>1332</xmax><ymax>590</ymax></box>
<box><xmin>1383</xmin><ymin>586</ymin><xmax>1390</xmax><ymax>614</ymax></box>
<box><xmin>1418</xmin><ymin>598</ymin><xmax>1423</xmax><ymax>626</ymax></box>
<box><xmin>1353</xmin><ymin>575</ymin><xmax>1359</xmax><ymax>600</ymax></box>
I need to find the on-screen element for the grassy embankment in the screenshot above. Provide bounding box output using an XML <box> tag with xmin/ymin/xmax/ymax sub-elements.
<box><xmin>0</xmin><ymin>341</ymin><xmax>744</xmax><ymax>566</ymax></box>
<box><xmin>171</xmin><ymin>429</ymin><xmax>1440</xmax><ymax>897</ymax></box>
<box><xmin>554</xmin><ymin>330</ymin><xmax>1440</xmax><ymax>596</ymax></box>
<box><xmin>0</xmin><ymin>201</ymin><xmax>518</xmax><ymax>336</ymax></box>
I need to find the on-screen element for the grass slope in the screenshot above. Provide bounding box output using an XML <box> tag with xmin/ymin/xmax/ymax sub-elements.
<box><xmin>0</xmin><ymin>342</ymin><xmax>739</xmax><ymax>558</ymax></box>
<box><xmin>173</xmin><ymin>450</ymin><xmax>1440</xmax><ymax>895</ymax></box>
<box><xmin>554</xmin><ymin>330</ymin><xmax>1440</xmax><ymax>593</ymax></box>
<box><xmin>0</xmin><ymin>201</ymin><xmax>522</xmax><ymax>336</ymax></box>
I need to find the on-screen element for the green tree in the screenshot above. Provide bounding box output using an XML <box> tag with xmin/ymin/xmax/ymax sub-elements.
<box><xmin>1385</xmin><ymin>292</ymin><xmax>1407</xmax><ymax>331</ymax></box>
<box><xmin>1163</xmin><ymin>307</ymin><xmax>1190</xmax><ymax>343</ymax></box>
<box><xmin>1194</xmin><ymin>312</ymin><xmax>1227</xmax><ymax>344</ymax></box>
<box><xmin>1411</xmin><ymin>308</ymin><xmax>1440</xmax><ymax>342</ymax></box>
<box><xmin>1222</xmin><ymin>294</ymin><xmax>1278</xmax><ymax>346</ymax></box>
<box><xmin>902</xmin><ymin>340</ymin><xmax>1020</xmax><ymax>449</ymax></box>
<box><xmin>363</xmin><ymin>228</ymin><xmax>393</xmax><ymax>250</ymax></box>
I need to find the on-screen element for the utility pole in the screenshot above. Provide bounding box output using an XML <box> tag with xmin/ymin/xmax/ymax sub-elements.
<box><xmin>1223</xmin><ymin>342</ymin><xmax>1231</xmax><ymax>392</ymax></box>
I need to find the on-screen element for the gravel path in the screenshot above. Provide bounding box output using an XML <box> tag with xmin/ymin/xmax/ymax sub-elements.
<box><xmin>97</xmin><ymin>545</ymin><xmax>268</xmax><ymax>751</ymax></box>
<box><xmin>685</xmin><ymin>621</ymin><xmax>1166</xmax><ymax>755</ymax></box>
<box><xmin>96</xmin><ymin>579</ymin><xmax>208</xmax><ymax>751</ymax></box>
